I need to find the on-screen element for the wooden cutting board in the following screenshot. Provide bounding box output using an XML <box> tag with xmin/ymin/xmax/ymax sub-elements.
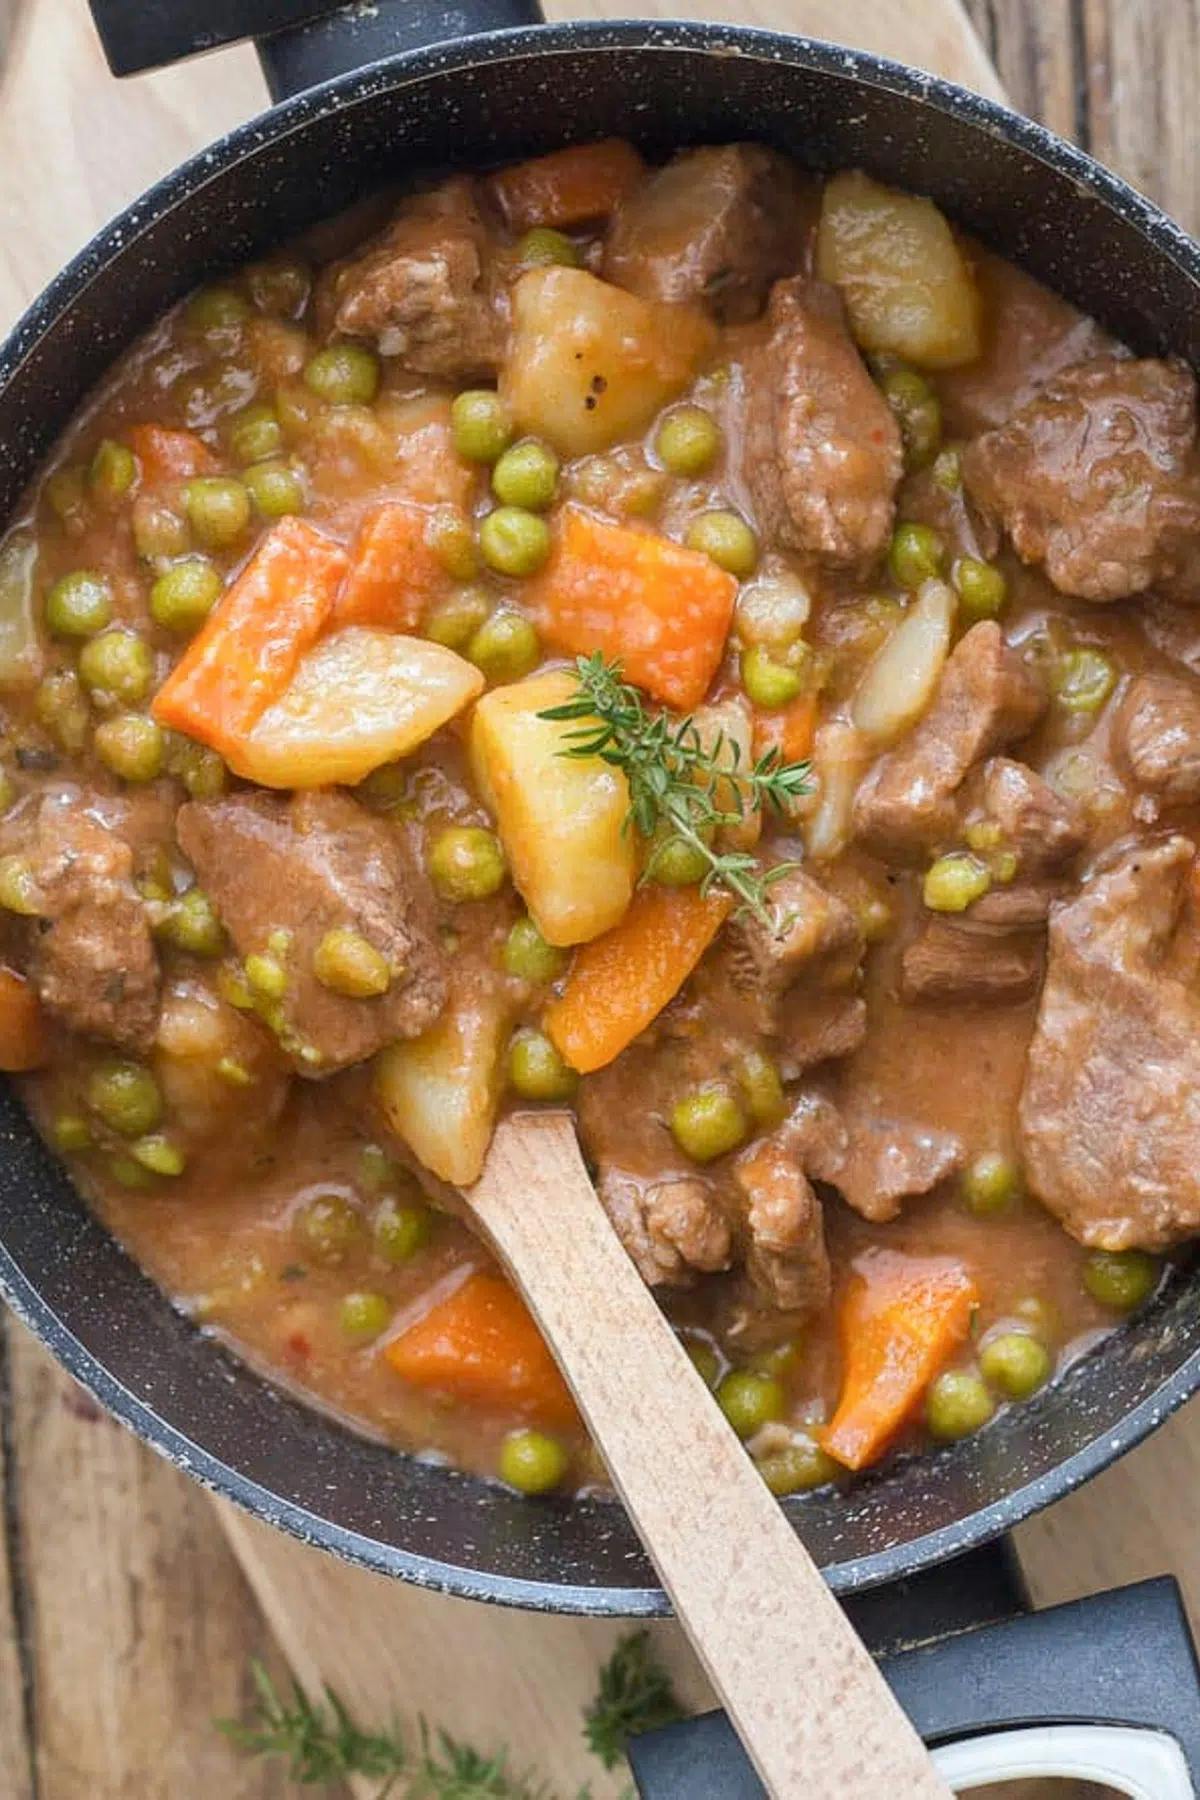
<box><xmin>4</xmin><ymin>3</ymin><xmax>1199</xmax><ymax>1796</ymax></box>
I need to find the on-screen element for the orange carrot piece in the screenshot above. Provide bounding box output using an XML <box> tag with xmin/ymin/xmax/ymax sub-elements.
<box><xmin>333</xmin><ymin>502</ymin><xmax>455</xmax><ymax>631</ymax></box>
<box><xmin>544</xmin><ymin>885</ymin><xmax>730</xmax><ymax>1074</ymax></box>
<box><xmin>127</xmin><ymin>424</ymin><xmax>217</xmax><ymax>487</ymax></box>
<box><xmin>822</xmin><ymin>1250</ymin><xmax>978</xmax><ymax>1472</ymax></box>
<box><xmin>384</xmin><ymin>1271</ymin><xmax>577</xmax><ymax>1430</ymax></box>
<box><xmin>752</xmin><ymin>693</ymin><xmax>819</xmax><ymax>766</ymax></box>
<box><xmin>489</xmin><ymin>139</ymin><xmax>645</xmax><ymax>233</ymax></box>
<box><xmin>0</xmin><ymin>969</ymin><xmax>49</xmax><ymax>1072</ymax></box>
<box><xmin>153</xmin><ymin>517</ymin><xmax>349</xmax><ymax>761</ymax></box>
<box><xmin>529</xmin><ymin>507</ymin><xmax>738</xmax><ymax>713</ymax></box>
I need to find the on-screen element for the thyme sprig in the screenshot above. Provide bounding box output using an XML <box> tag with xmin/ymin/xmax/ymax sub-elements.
<box><xmin>539</xmin><ymin>654</ymin><xmax>813</xmax><ymax>925</ymax></box>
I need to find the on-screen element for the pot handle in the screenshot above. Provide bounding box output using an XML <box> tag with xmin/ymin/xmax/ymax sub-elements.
<box><xmin>85</xmin><ymin>0</ymin><xmax>546</xmax><ymax>95</ymax></box>
<box><xmin>627</xmin><ymin>1576</ymin><xmax>1200</xmax><ymax>1797</ymax></box>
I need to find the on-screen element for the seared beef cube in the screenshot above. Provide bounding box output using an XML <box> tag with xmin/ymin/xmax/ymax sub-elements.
<box><xmin>602</xmin><ymin>144</ymin><xmax>805</xmax><ymax>323</ymax></box>
<box><xmin>827</xmin><ymin>1103</ymin><xmax>963</xmax><ymax>1224</ymax></box>
<box><xmin>854</xmin><ymin>623</ymin><xmax>1045</xmax><ymax>856</ymax></box>
<box><xmin>732</xmin><ymin>1095</ymin><xmax>838</xmax><ymax>1315</ymax></box>
<box><xmin>964</xmin><ymin>356</ymin><xmax>1200</xmax><ymax>602</ymax></box>
<box><xmin>900</xmin><ymin>916</ymin><xmax>1044</xmax><ymax>1004</ymax></box>
<box><xmin>1113</xmin><ymin>672</ymin><xmax>1200</xmax><ymax>806</ymax></box>
<box><xmin>723</xmin><ymin>868</ymin><xmax>863</xmax><ymax>1033</ymax></box>
<box><xmin>979</xmin><ymin>757</ymin><xmax>1086</xmax><ymax>868</ymax></box>
<box><xmin>597</xmin><ymin>1169</ymin><xmax>731</xmax><ymax>1290</ymax></box>
<box><xmin>176</xmin><ymin>791</ymin><xmax>447</xmax><ymax>1075</ymax></box>
<box><xmin>743</xmin><ymin>277</ymin><xmax>902</xmax><ymax>571</ymax></box>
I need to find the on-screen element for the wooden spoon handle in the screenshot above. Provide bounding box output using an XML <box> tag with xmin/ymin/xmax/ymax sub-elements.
<box><xmin>470</xmin><ymin>1113</ymin><xmax>951</xmax><ymax>1800</ymax></box>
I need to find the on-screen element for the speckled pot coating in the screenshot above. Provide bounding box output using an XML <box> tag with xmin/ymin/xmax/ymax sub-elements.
<box><xmin>2</xmin><ymin>21</ymin><xmax>1200</xmax><ymax>1617</ymax></box>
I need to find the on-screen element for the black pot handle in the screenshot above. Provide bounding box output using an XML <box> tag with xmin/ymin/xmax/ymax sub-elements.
<box><xmin>628</xmin><ymin>1575</ymin><xmax>1200</xmax><ymax>1796</ymax></box>
<box><xmin>86</xmin><ymin>0</ymin><xmax>546</xmax><ymax>96</ymax></box>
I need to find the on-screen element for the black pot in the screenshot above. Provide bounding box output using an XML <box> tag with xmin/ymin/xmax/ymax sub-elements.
<box><xmin>3</xmin><ymin>1</ymin><xmax>1200</xmax><ymax>1627</ymax></box>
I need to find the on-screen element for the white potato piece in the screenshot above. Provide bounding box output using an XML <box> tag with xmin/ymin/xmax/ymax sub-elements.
<box><xmin>500</xmin><ymin>267</ymin><xmax>715</xmax><ymax>458</ymax></box>
<box><xmin>470</xmin><ymin>669</ymin><xmax>636</xmax><ymax>946</ymax></box>
<box><xmin>851</xmin><ymin>579</ymin><xmax>955</xmax><ymax>745</ymax></box>
<box><xmin>231</xmin><ymin>627</ymin><xmax>483</xmax><ymax>788</ymax></box>
<box><xmin>817</xmin><ymin>170</ymin><xmax>982</xmax><ymax>370</ymax></box>
<box><xmin>805</xmin><ymin>721</ymin><xmax>873</xmax><ymax>862</ymax></box>
<box><xmin>733</xmin><ymin>561</ymin><xmax>814</xmax><ymax>651</ymax></box>
<box><xmin>374</xmin><ymin>984</ymin><xmax>510</xmax><ymax>1188</ymax></box>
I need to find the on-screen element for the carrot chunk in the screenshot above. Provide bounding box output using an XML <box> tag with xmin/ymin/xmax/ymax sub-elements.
<box><xmin>127</xmin><ymin>425</ymin><xmax>218</xmax><ymax>487</ymax></box>
<box><xmin>529</xmin><ymin>507</ymin><xmax>738</xmax><ymax>713</ymax></box>
<box><xmin>822</xmin><ymin>1250</ymin><xmax>978</xmax><ymax>1472</ymax></box>
<box><xmin>489</xmin><ymin>139</ymin><xmax>645</xmax><ymax>233</ymax></box>
<box><xmin>334</xmin><ymin>502</ymin><xmax>455</xmax><ymax>631</ymax></box>
<box><xmin>544</xmin><ymin>885</ymin><xmax>730</xmax><ymax>1074</ymax></box>
<box><xmin>752</xmin><ymin>693</ymin><xmax>819</xmax><ymax>766</ymax></box>
<box><xmin>0</xmin><ymin>969</ymin><xmax>49</xmax><ymax>1072</ymax></box>
<box><xmin>152</xmin><ymin>518</ymin><xmax>349</xmax><ymax>762</ymax></box>
<box><xmin>384</xmin><ymin>1271</ymin><xmax>577</xmax><ymax>1430</ymax></box>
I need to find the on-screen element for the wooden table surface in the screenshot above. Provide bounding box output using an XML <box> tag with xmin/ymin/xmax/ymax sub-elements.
<box><xmin>2</xmin><ymin>2</ymin><xmax>1200</xmax><ymax>1795</ymax></box>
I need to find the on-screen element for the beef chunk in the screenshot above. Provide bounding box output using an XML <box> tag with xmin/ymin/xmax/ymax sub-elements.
<box><xmin>854</xmin><ymin>624</ymin><xmax>1046</xmax><ymax>856</ymax></box>
<box><xmin>965</xmin><ymin>758</ymin><xmax>1086</xmax><ymax>927</ymax></box>
<box><xmin>176</xmin><ymin>791</ymin><xmax>447</xmax><ymax>1075</ymax></box>
<box><xmin>1113</xmin><ymin>673</ymin><xmax>1200</xmax><ymax>806</ymax></box>
<box><xmin>734</xmin><ymin>1138</ymin><xmax>830</xmax><ymax>1315</ymax></box>
<box><xmin>314</xmin><ymin>178</ymin><xmax>505</xmax><ymax>380</ymax></box>
<box><xmin>900</xmin><ymin>917</ymin><xmax>1044</xmax><ymax>1004</ymax></box>
<box><xmin>963</xmin><ymin>356</ymin><xmax>1200</xmax><ymax>602</ymax></box>
<box><xmin>743</xmin><ymin>277</ymin><xmax>902</xmax><ymax>571</ymax></box>
<box><xmin>597</xmin><ymin>1170</ymin><xmax>731</xmax><ymax>1289</ymax></box>
<box><xmin>22</xmin><ymin>799</ymin><xmax>159</xmax><ymax>1051</ymax></box>
<box><xmin>1020</xmin><ymin>834</ymin><xmax>1200</xmax><ymax>1250</ymax></box>
<box><xmin>828</xmin><ymin>1103</ymin><xmax>964</xmax><ymax>1224</ymax></box>
<box><xmin>602</xmin><ymin>144</ymin><xmax>805</xmax><ymax>323</ymax></box>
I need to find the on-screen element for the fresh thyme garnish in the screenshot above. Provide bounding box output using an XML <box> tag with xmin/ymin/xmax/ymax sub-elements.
<box><xmin>582</xmin><ymin>1629</ymin><xmax>687</xmax><ymax>1771</ymax></box>
<box><xmin>539</xmin><ymin>653</ymin><xmax>813</xmax><ymax>925</ymax></box>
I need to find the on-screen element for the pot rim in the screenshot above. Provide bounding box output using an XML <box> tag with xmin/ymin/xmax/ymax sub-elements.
<box><xmin>3</xmin><ymin>17</ymin><xmax>1200</xmax><ymax>1616</ymax></box>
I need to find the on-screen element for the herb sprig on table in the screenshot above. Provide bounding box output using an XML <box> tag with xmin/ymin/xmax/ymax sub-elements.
<box><xmin>219</xmin><ymin>1630</ymin><xmax>686</xmax><ymax>1798</ymax></box>
<box><xmin>539</xmin><ymin>653</ymin><xmax>813</xmax><ymax>926</ymax></box>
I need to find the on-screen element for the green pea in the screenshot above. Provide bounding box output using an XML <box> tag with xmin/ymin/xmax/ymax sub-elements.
<box><xmin>89</xmin><ymin>439</ymin><xmax>137</xmax><ymax>506</ymax></box>
<box><xmin>165</xmin><ymin>735</ymin><xmax>227</xmax><ymax>800</ymax></box>
<box><xmin>932</xmin><ymin>446</ymin><xmax>962</xmax><ymax>491</ymax></box>
<box><xmin>741</xmin><ymin>644</ymin><xmax>803</xmax><ymax>710</ymax></box>
<box><xmin>86</xmin><ymin>1060</ymin><xmax>163</xmax><ymax>1138</ymax></box>
<box><xmin>466</xmin><ymin>609</ymin><xmax>542</xmax><ymax>680</ymax></box>
<box><xmin>925</xmin><ymin>1369</ymin><xmax>995</xmax><ymax>1441</ymax></box>
<box><xmin>683</xmin><ymin>1338</ymin><xmax>721</xmax><ymax>1389</ymax></box>
<box><xmin>858</xmin><ymin>895</ymin><xmax>894</xmax><ymax>942</ymax></box>
<box><xmin>889</xmin><ymin>522</ymin><xmax>946</xmax><ymax>589</ymax></box>
<box><xmin>94</xmin><ymin>714</ymin><xmax>164</xmax><ymax>784</ymax></box>
<box><xmin>45</xmin><ymin>570</ymin><xmax>112</xmax><ymax>638</ymax></box>
<box><xmin>478</xmin><ymin>507</ymin><xmax>551</xmax><ymax>578</ymax></box>
<box><xmin>670</xmin><ymin>1088</ymin><xmax>747</xmax><ymax>1164</ymax></box>
<box><xmin>423</xmin><ymin>587</ymin><xmax>492</xmax><ymax>651</ymax></box>
<box><xmin>130</xmin><ymin>1133</ymin><xmax>187</xmax><ymax>1177</ymax></box>
<box><xmin>0</xmin><ymin>855</ymin><xmax>41</xmax><ymax>916</ymax></box>
<box><xmin>499</xmin><ymin>1428</ymin><xmax>569</xmax><ymax>1494</ymax></box>
<box><xmin>245</xmin><ymin>257</ymin><xmax>311</xmax><ymax>318</ymax></box>
<box><xmin>502</xmin><ymin>916</ymin><xmax>567</xmax><ymax>984</ymax></box>
<box><xmin>107</xmin><ymin>1156</ymin><xmax>156</xmax><ymax>1190</ymax></box>
<box><xmin>52</xmin><ymin>1113</ymin><xmax>92</xmax><ymax>1153</ymax></box>
<box><xmin>35</xmin><ymin>670</ymin><xmax>90</xmax><ymax>753</ymax></box>
<box><xmin>736</xmin><ymin>1049</ymin><xmax>787</xmax><ymax>1129</ymax></box>
<box><xmin>294</xmin><ymin>1193</ymin><xmax>362</xmax><ymax>1266</ymax></box>
<box><xmin>881</xmin><ymin>367</ymin><xmax>941</xmax><ymax>471</ymax></box>
<box><xmin>185</xmin><ymin>476</ymin><xmax>251</xmax><ymax>550</ymax></box>
<box><xmin>1013</xmin><ymin>1295</ymin><xmax>1060</xmax><ymax>1342</ymax></box>
<box><xmin>426</xmin><ymin>509</ymin><xmax>479</xmax><ymax>581</ymax></box>
<box><xmin>185</xmin><ymin>286</ymin><xmax>249</xmax><ymax>334</ymax></box>
<box><xmin>685</xmin><ymin>510</ymin><xmax>758</xmax><ymax>578</ymax></box>
<box><xmin>359</xmin><ymin>1143</ymin><xmax>399</xmax><ymax>1193</ymax></box>
<box><xmin>227</xmin><ymin>402</ymin><xmax>284</xmax><ymax>466</ymax></box>
<box><xmin>923</xmin><ymin>852</ymin><xmax>991</xmax><ymax>913</ymax></box>
<box><xmin>312</xmin><ymin>927</ymin><xmax>391</xmax><ymax>998</ymax></box>
<box><xmin>961</xmin><ymin>1151</ymin><xmax>1023</xmax><ymax>1218</ymax></box>
<box><xmin>1053</xmin><ymin>647</ymin><xmax>1116</xmax><ymax>715</ymax></box>
<box><xmin>429</xmin><ymin>826</ymin><xmax>507</xmax><ymax>902</ymax></box>
<box><xmin>156</xmin><ymin>888</ymin><xmax>225</xmax><ymax>957</ymax></box>
<box><xmin>79</xmin><ymin>630</ymin><xmax>154</xmax><ymax>705</ymax></box>
<box><xmin>516</xmin><ymin>227</ymin><xmax>581</xmax><ymax>268</ymax></box>
<box><xmin>244</xmin><ymin>459</ymin><xmax>305</xmax><ymax>519</ymax></box>
<box><xmin>491</xmin><ymin>439</ymin><xmax>560</xmax><ymax>512</ymax></box>
<box><xmin>245</xmin><ymin>951</ymin><xmax>287</xmax><ymax>1000</ymax></box>
<box><xmin>151</xmin><ymin>558</ymin><xmax>222</xmax><ymax>633</ymax></box>
<box><xmin>46</xmin><ymin>468</ymin><xmax>90</xmax><ymax>533</ymax></box>
<box><xmin>757</xmin><ymin>1436</ymin><xmax>840</xmax><ymax>1495</ymax></box>
<box><xmin>655</xmin><ymin>406</ymin><xmax>722</xmax><ymax>478</ymax></box>
<box><xmin>373</xmin><ymin>1197</ymin><xmax>433</xmax><ymax>1264</ymax></box>
<box><xmin>303</xmin><ymin>343</ymin><xmax>380</xmax><ymax>406</ymax></box>
<box><xmin>979</xmin><ymin>1332</ymin><xmax>1051</xmax><ymax>1400</ymax></box>
<box><xmin>1083</xmin><ymin>1248</ymin><xmax>1160</xmax><ymax>1313</ymax></box>
<box><xmin>716</xmin><ymin>1370</ymin><xmax>785</xmax><ymax>1439</ymax></box>
<box><xmin>953</xmin><ymin>556</ymin><xmax>1008</xmax><ymax>622</ymax></box>
<box><xmin>648</xmin><ymin>834</ymin><xmax>708</xmax><ymax>887</ymax></box>
<box><xmin>450</xmin><ymin>389</ymin><xmax>514</xmax><ymax>464</ymax></box>
<box><xmin>338</xmin><ymin>1291</ymin><xmax>391</xmax><ymax>1342</ymax></box>
<box><xmin>508</xmin><ymin>1029</ymin><xmax>578</xmax><ymax>1102</ymax></box>
<box><xmin>133</xmin><ymin>496</ymin><xmax>190</xmax><ymax>562</ymax></box>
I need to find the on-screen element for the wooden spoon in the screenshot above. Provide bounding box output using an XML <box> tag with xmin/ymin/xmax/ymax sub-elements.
<box><xmin>469</xmin><ymin>1111</ymin><xmax>952</xmax><ymax>1800</ymax></box>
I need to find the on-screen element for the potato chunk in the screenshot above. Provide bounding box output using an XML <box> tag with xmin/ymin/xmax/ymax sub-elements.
<box><xmin>375</xmin><ymin>981</ymin><xmax>509</xmax><ymax>1187</ymax></box>
<box><xmin>851</xmin><ymin>578</ymin><xmax>955</xmax><ymax>743</ymax></box>
<box><xmin>470</xmin><ymin>669</ymin><xmax>635</xmax><ymax>946</ymax></box>
<box><xmin>499</xmin><ymin>267</ymin><xmax>715</xmax><ymax>457</ymax></box>
<box><xmin>817</xmin><ymin>171</ymin><xmax>982</xmax><ymax>370</ymax></box>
